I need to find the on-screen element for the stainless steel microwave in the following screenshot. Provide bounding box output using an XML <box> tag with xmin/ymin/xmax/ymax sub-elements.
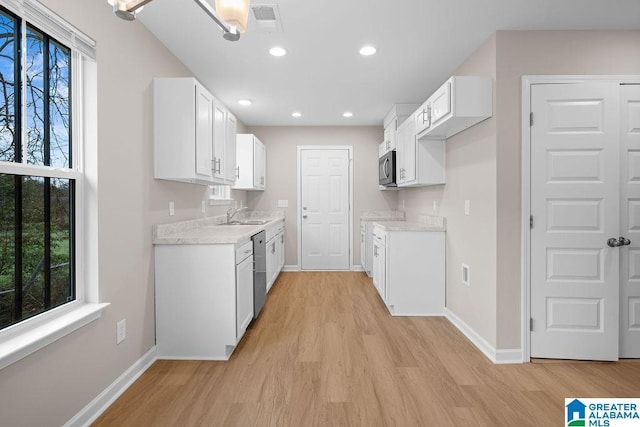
<box><xmin>379</xmin><ymin>150</ymin><xmax>396</xmax><ymax>186</ymax></box>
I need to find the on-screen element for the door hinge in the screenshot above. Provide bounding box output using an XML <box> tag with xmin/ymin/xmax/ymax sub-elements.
<box><xmin>530</xmin><ymin>318</ymin><xmax>534</xmax><ymax>331</ymax></box>
<box><xmin>530</xmin><ymin>215</ymin><xmax>533</xmax><ymax>229</ymax></box>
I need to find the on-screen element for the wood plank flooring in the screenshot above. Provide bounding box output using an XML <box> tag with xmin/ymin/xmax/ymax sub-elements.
<box><xmin>93</xmin><ymin>272</ymin><xmax>640</xmax><ymax>426</ymax></box>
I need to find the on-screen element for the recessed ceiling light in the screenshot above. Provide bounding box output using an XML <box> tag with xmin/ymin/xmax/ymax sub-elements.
<box><xmin>238</xmin><ymin>99</ymin><xmax>252</xmax><ymax>106</ymax></box>
<box><xmin>343</xmin><ymin>111</ymin><xmax>353</xmax><ymax>118</ymax></box>
<box><xmin>359</xmin><ymin>45</ymin><xmax>377</xmax><ymax>56</ymax></box>
<box><xmin>291</xmin><ymin>112</ymin><xmax>302</xmax><ymax>118</ymax></box>
<box><xmin>269</xmin><ymin>47</ymin><xmax>287</xmax><ymax>57</ymax></box>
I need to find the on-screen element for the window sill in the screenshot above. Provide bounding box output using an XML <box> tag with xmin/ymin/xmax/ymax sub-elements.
<box><xmin>0</xmin><ymin>302</ymin><xmax>110</xmax><ymax>371</ymax></box>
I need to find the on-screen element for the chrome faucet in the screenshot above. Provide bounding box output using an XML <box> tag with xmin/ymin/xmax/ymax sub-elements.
<box><xmin>226</xmin><ymin>206</ymin><xmax>247</xmax><ymax>224</ymax></box>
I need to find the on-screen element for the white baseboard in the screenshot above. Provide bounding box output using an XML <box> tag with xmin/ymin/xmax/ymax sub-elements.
<box><xmin>445</xmin><ymin>308</ymin><xmax>522</xmax><ymax>364</ymax></box>
<box><xmin>351</xmin><ymin>265</ymin><xmax>364</xmax><ymax>272</ymax></box>
<box><xmin>65</xmin><ymin>346</ymin><xmax>157</xmax><ymax>427</ymax></box>
<box><xmin>282</xmin><ymin>265</ymin><xmax>299</xmax><ymax>272</ymax></box>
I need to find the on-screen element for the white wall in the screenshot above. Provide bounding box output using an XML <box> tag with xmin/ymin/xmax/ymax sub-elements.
<box><xmin>0</xmin><ymin>0</ymin><xmax>245</xmax><ymax>424</ymax></box>
<box><xmin>246</xmin><ymin>126</ymin><xmax>397</xmax><ymax>267</ymax></box>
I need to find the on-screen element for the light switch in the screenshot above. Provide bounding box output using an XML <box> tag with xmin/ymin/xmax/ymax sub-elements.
<box><xmin>433</xmin><ymin>200</ymin><xmax>437</xmax><ymax>212</ymax></box>
<box><xmin>277</xmin><ymin>200</ymin><xmax>289</xmax><ymax>208</ymax></box>
<box><xmin>169</xmin><ymin>201</ymin><xmax>175</xmax><ymax>216</ymax></box>
<box><xmin>464</xmin><ymin>200</ymin><xmax>470</xmax><ymax>216</ymax></box>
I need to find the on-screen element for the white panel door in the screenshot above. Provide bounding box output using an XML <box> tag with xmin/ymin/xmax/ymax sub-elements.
<box><xmin>621</xmin><ymin>85</ymin><xmax>640</xmax><ymax>357</ymax></box>
<box><xmin>530</xmin><ymin>83</ymin><xmax>620</xmax><ymax>361</ymax></box>
<box><xmin>300</xmin><ymin>149</ymin><xmax>350</xmax><ymax>270</ymax></box>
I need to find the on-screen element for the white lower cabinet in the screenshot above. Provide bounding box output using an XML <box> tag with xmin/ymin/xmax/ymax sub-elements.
<box><xmin>266</xmin><ymin>220</ymin><xmax>285</xmax><ymax>292</ymax></box>
<box><xmin>154</xmin><ymin>240</ymin><xmax>254</xmax><ymax>360</ymax></box>
<box><xmin>372</xmin><ymin>230</ymin><xmax>386</xmax><ymax>300</ymax></box>
<box><xmin>372</xmin><ymin>224</ymin><xmax>445</xmax><ymax>316</ymax></box>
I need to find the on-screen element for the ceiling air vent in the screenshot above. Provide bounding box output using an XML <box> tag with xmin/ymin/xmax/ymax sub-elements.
<box><xmin>250</xmin><ymin>4</ymin><xmax>283</xmax><ymax>32</ymax></box>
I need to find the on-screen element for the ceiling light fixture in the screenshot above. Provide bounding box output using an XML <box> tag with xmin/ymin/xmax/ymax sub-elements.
<box><xmin>291</xmin><ymin>112</ymin><xmax>302</xmax><ymax>118</ymax></box>
<box><xmin>238</xmin><ymin>99</ymin><xmax>252</xmax><ymax>106</ymax></box>
<box><xmin>269</xmin><ymin>47</ymin><xmax>287</xmax><ymax>57</ymax></box>
<box><xmin>359</xmin><ymin>45</ymin><xmax>377</xmax><ymax>56</ymax></box>
<box><xmin>343</xmin><ymin>111</ymin><xmax>353</xmax><ymax>118</ymax></box>
<box><xmin>107</xmin><ymin>0</ymin><xmax>250</xmax><ymax>41</ymax></box>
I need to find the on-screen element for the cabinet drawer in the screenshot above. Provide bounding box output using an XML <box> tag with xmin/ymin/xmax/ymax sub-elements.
<box><xmin>236</xmin><ymin>241</ymin><xmax>253</xmax><ymax>262</ymax></box>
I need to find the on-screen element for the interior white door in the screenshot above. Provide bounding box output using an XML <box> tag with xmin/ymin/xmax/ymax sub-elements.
<box><xmin>530</xmin><ymin>82</ymin><xmax>621</xmax><ymax>361</ymax></box>
<box><xmin>620</xmin><ymin>84</ymin><xmax>640</xmax><ymax>358</ymax></box>
<box><xmin>300</xmin><ymin>149</ymin><xmax>350</xmax><ymax>270</ymax></box>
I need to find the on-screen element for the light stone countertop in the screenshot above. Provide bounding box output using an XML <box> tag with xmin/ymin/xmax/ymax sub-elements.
<box><xmin>372</xmin><ymin>215</ymin><xmax>446</xmax><ymax>232</ymax></box>
<box><xmin>360</xmin><ymin>210</ymin><xmax>406</xmax><ymax>221</ymax></box>
<box><xmin>153</xmin><ymin>211</ymin><xmax>285</xmax><ymax>245</ymax></box>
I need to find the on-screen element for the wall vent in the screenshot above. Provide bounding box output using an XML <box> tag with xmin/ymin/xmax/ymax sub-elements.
<box><xmin>250</xmin><ymin>4</ymin><xmax>283</xmax><ymax>32</ymax></box>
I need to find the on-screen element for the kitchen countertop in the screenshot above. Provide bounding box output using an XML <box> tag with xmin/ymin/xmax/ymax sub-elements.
<box><xmin>360</xmin><ymin>210</ymin><xmax>406</xmax><ymax>221</ymax></box>
<box><xmin>153</xmin><ymin>211</ymin><xmax>285</xmax><ymax>245</ymax></box>
<box><xmin>372</xmin><ymin>215</ymin><xmax>446</xmax><ymax>232</ymax></box>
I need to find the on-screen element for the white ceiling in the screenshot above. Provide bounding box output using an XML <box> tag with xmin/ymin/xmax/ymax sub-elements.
<box><xmin>138</xmin><ymin>0</ymin><xmax>640</xmax><ymax>126</ymax></box>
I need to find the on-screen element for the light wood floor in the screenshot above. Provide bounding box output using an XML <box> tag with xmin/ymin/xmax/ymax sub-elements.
<box><xmin>94</xmin><ymin>272</ymin><xmax>640</xmax><ymax>426</ymax></box>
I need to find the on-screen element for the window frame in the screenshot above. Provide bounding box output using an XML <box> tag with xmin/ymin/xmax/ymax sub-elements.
<box><xmin>0</xmin><ymin>0</ymin><xmax>106</xmax><ymax>371</ymax></box>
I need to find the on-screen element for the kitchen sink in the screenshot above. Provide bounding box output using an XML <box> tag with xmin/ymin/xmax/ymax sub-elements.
<box><xmin>220</xmin><ymin>220</ymin><xmax>270</xmax><ymax>226</ymax></box>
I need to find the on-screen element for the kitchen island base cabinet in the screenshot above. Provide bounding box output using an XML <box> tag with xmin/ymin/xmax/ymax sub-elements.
<box><xmin>154</xmin><ymin>243</ymin><xmax>251</xmax><ymax>360</ymax></box>
<box><xmin>373</xmin><ymin>226</ymin><xmax>445</xmax><ymax>316</ymax></box>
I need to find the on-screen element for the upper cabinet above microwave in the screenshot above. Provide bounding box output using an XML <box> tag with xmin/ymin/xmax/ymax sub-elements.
<box><xmin>379</xmin><ymin>104</ymin><xmax>419</xmax><ymax>156</ymax></box>
<box><xmin>414</xmin><ymin>76</ymin><xmax>492</xmax><ymax>141</ymax></box>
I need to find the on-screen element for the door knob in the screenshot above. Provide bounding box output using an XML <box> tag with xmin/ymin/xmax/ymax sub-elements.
<box><xmin>619</xmin><ymin>237</ymin><xmax>632</xmax><ymax>246</ymax></box>
<box><xmin>607</xmin><ymin>238</ymin><xmax>623</xmax><ymax>247</ymax></box>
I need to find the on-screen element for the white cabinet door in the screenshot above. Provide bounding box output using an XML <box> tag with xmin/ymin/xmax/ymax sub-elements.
<box><xmin>372</xmin><ymin>240</ymin><xmax>385</xmax><ymax>300</ymax></box>
<box><xmin>277</xmin><ymin>231</ymin><xmax>285</xmax><ymax>272</ymax></box>
<box><xmin>399</xmin><ymin>118</ymin><xmax>417</xmax><ymax>184</ymax></box>
<box><xmin>213</xmin><ymin>102</ymin><xmax>227</xmax><ymax>182</ymax></box>
<box><xmin>360</xmin><ymin>222</ymin><xmax>366</xmax><ymax>269</ymax></box>
<box><xmin>225</xmin><ymin>112</ymin><xmax>237</xmax><ymax>183</ymax></box>
<box><xmin>195</xmin><ymin>84</ymin><xmax>213</xmax><ymax>179</ymax></box>
<box><xmin>236</xmin><ymin>254</ymin><xmax>253</xmax><ymax>340</ymax></box>
<box><xmin>266</xmin><ymin>236</ymin><xmax>277</xmax><ymax>291</ymax></box>
<box><xmin>414</xmin><ymin>100</ymin><xmax>431</xmax><ymax>135</ymax></box>
<box><xmin>429</xmin><ymin>81</ymin><xmax>452</xmax><ymax>126</ymax></box>
<box><xmin>254</xmin><ymin>139</ymin><xmax>266</xmax><ymax>189</ymax></box>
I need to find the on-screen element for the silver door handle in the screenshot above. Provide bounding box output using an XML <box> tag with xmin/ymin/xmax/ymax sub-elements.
<box><xmin>619</xmin><ymin>237</ymin><xmax>632</xmax><ymax>246</ymax></box>
<box><xmin>607</xmin><ymin>238</ymin><xmax>623</xmax><ymax>247</ymax></box>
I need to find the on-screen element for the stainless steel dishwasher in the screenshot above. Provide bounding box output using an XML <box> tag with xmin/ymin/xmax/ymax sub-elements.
<box><xmin>251</xmin><ymin>231</ymin><xmax>267</xmax><ymax>319</ymax></box>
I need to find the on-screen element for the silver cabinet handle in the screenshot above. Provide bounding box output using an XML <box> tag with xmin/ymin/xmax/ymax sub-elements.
<box><xmin>303</xmin><ymin>215</ymin><xmax>308</xmax><ymax>219</ymax></box>
<box><xmin>236</xmin><ymin>166</ymin><xmax>240</xmax><ymax>179</ymax></box>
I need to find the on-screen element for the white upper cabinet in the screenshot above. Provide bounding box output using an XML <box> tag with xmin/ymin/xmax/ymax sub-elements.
<box><xmin>380</xmin><ymin>104</ymin><xmax>419</xmax><ymax>155</ymax></box>
<box><xmin>396</xmin><ymin>114</ymin><xmax>445</xmax><ymax>187</ymax></box>
<box><xmin>154</xmin><ymin>78</ymin><xmax>215</xmax><ymax>185</ymax></box>
<box><xmin>415</xmin><ymin>76</ymin><xmax>492</xmax><ymax>140</ymax></box>
<box><xmin>154</xmin><ymin>77</ymin><xmax>237</xmax><ymax>186</ymax></box>
<box><xmin>233</xmin><ymin>134</ymin><xmax>266</xmax><ymax>191</ymax></box>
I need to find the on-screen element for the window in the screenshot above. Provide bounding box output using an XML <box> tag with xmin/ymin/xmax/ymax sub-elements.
<box><xmin>0</xmin><ymin>6</ymin><xmax>75</xmax><ymax>331</ymax></box>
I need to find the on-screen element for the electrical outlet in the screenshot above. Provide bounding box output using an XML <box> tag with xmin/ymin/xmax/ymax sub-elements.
<box><xmin>277</xmin><ymin>199</ymin><xmax>289</xmax><ymax>208</ymax></box>
<box><xmin>169</xmin><ymin>201</ymin><xmax>175</xmax><ymax>216</ymax></box>
<box><xmin>433</xmin><ymin>200</ymin><xmax>437</xmax><ymax>212</ymax></box>
<box><xmin>201</xmin><ymin>200</ymin><xmax>206</xmax><ymax>213</ymax></box>
<box><xmin>116</xmin><ymin>319</ymin><xmax>126</xmax><ymax>344</ymax></box>
<box><xmin>464</xmin><ymin>200</ymin><xmax>470</xmax><ymax>216</ymax></box>
<box><xmin>401</xmin><ymin>199</ymin><xmax>405</xmax><ymax>209</ymax></box>
<box><xmin>462</xmin><ymin>264</ymin><xmax>470</xmax><ymax>287</ymax></box>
